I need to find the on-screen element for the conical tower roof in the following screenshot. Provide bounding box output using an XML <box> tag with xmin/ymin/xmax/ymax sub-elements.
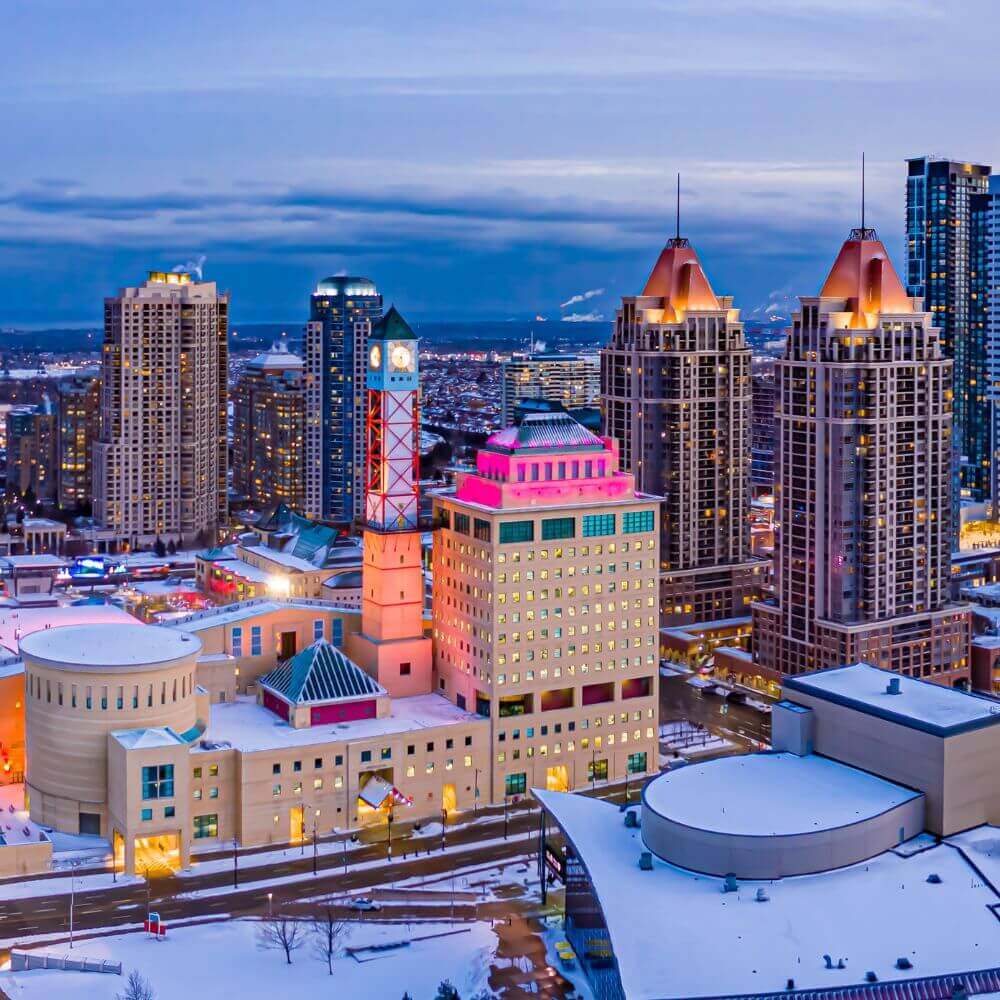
<box><xmin>819</xmin><ymin>233</ymin><xmax>912</xmax><ymax>327</ymax></box>
<box><xmin>641</xmin><ymin>240</ymin><xmax>720</xmax><ymax>321</ymax></box>
<box><xmin>372</xmin><ymin>304</ymin><xmax>415</xmax><ymax>341</ymax></box>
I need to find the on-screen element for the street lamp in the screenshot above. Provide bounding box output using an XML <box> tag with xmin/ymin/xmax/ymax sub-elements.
<box><xmin>68</xmin><ymin>862</ymin><xmax>80</xmax><ymax>949</ymax></box>
<box><xmin>591</xmin><ymin>749</ymin><xmax>597</xmax><ymax>791</ymax></box>
<box><xmin>474</xmin><ymin>769</ymin><xmax>480</xmax><ymax>814</ymax></box>
<box><xmin>503</xmin><ymin>793</ymin><xmax>509</xmax><ymax>841</ymax></box>
<box><xmin>267</xmin><ymin>891</ymin><xmax>273</xmax><ymax>917</ymax></box>
<box><xmin>232</xmin><ymin>836</ymin><xmax>239</xmax><ymax>889</ymax></box>
<box><xmin>440</xmin><ymin>807</ymin><xmax>447</xmax><ymax>852</ymax></box>
<box><xmin>386</xmin><ymin>805</ymin><xmax>394</xmax><ymax>860</ymax></box>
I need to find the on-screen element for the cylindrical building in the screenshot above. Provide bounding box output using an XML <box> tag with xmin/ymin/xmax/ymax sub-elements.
<box><xmin>23</xmin><ymin>622</ymin><xmax>201</xmax><ymax>837</ymax></box>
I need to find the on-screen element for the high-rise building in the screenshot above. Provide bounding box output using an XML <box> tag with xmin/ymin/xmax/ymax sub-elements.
<box><xmin>231</xmin><ymin>343</ymin><xmax>305</xmax><ymax>513</ymax></box>
<box><xmin>750</xmin><ymin>372</ymin><xmax>777</xmax><ymax>495</ymax></box>
<box><xmin>304</xmin><ymin>276</ymin><xmax>383</xmax><ymax>524</ymax></box>
<box><xmin>55</xmin><ymin>373</ymin><xmax>100</xmax><ymax>512</ymax></box>
<box><xmin>752</xmin><ymin>227</ymin><xmax>970</xmax><ymax>684</ymax></box>
<box><xmin>432</xmin><ymin>411</ymin><xmax>661</xmax><ymax>800</ymax></box>
<box><xmin>500</xmin><ymin>353</ymin><xmax>601</xmax><ymax>427</ymax></box>
<box><xmin>970</xmin><ymin>177</ymin><xmax>1000</xmax><ymax>515</ymax></box>
<box><xmin>602</xmin><ymin>234</ymin><xmax>765</xmax><ymax>626</ymax></box>
<box><xmin>906</xmin><ymin>156</ymin><xmax>991</xmax><ymax>500</ymax></box>
<box><xmin>94</xmin><ymin>270</ymin><xmax>229</xmax><ymax>547</ymax></box>
<box><xmin>6</xmin><ymin>400</ymin><xmax>56</xmax><ymax>503</ymax></box>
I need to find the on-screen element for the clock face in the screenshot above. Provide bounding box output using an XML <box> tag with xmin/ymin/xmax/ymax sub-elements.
<box><xmin>390</xmin><ymin>342</ymin><xmax>413</xmax><ymax>371</ymax></box>
<box><xmin>369</xmin><ymin>343</ymin><xmax>382</xmax><ymax>370</ymax></box>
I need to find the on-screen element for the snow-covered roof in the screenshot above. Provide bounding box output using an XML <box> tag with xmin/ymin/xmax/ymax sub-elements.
<box><xmin>536</xmin><ymin>789</ymin><xmax>1000</xmax><ymax>1000</ymax></box>
<box><xmin>785</xmin><ymin>663</ymin><xmax>1000</xmax><ymax>736</ymax></box>
<box><xmin>643</xmin><ymin>752</ymin><xmax>921</xmax><ymax>838</ymax></box>
<box><xmin>0</xmin><ymin>603</ymin><xmax>136</xmax><ymax>655</ymax></box>
<box><xmin>168</xmin><ymin>598</ymin><xmax>358</xmax><ymax>633</ymax></box>
<box><xmin>199</xmin><ymin>693</ymin><xmax>485</xmax><ymax>753</ymax></box>
<box><xmin>0</xmin><ymin>554</ymin><xmax>68</xmax><ymax>570</ymax></box>
<box><xmin>19</xmin><ymin>622</ymin><xmax>201</xmax><ymax>670</ymax></box>
<box><xmin>111</xmin><ymin>726</ymin><xmax>186</xmax><ymax>750</ymax></box>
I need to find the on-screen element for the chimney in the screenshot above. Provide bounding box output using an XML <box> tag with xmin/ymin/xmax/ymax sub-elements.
<box><xmin>886</xmin><ymin>676</ymin><xmax>901</xmax><ymax>696</ymax></box>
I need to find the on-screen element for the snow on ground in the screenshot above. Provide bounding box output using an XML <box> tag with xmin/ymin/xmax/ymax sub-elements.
<box><xmin>0</xmin><ymin>918</ymin><xmax>497</xmax><ymax>1000</ymax></box>
<box><xmin>178</xmin><ymin>829</ymin><xmax>537</xmax><ymax>901</ymax></box>
<box><xmin>658</xmin><ymin>720</ymin><xmax>733</xmax><ymax>756</ymax></box>
<box><xmin>0</xmin><ymin>870</ymin><xmax>141</xmax><ymax>902</ymax></box>
<box><xmin>0</xmin><ymin>784</ymin><xmax>109</xmax><ymax>867</ymax></box>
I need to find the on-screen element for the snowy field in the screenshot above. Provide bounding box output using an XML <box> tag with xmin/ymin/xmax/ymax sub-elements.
<box><xmin>0</xmin><ymin>918</ymin><xmax>497</xmax><ymax>1000</ymax></box>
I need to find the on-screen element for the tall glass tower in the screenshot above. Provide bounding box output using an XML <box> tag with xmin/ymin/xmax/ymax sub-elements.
<box><xmin>304</xmin><ymin>276</ymin><xmax>383</xmax><ymax>523</ymax></box>
<box><xmin>906</xmin><ymin>156</ymin><xmax>991</xmax><ymax>503</ymax></box>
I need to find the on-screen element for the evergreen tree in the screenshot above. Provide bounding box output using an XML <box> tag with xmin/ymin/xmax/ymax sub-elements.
<box><xmin>434</xmin><ymin>983</ymin><xmax>460</xmax><ymax>1000</ymax></box>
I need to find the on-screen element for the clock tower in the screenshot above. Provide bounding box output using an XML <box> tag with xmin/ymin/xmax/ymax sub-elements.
<box><xmin>345</xmin><ymin>306</ymin><xmax>432</xmax><ymax>697</ymax></box>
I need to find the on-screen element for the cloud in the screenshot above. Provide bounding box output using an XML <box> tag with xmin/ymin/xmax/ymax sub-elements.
<box><xmin>172</xmin><ymin>254</ymin><xmax>206</xmax><ymax>279</ymax></box>
<box><xmin>560</xmin><ymin>287</ymin><xmax>605</xmax><ymax>309</ymax></box>
<box><xmin>561</xmin><ymin>311</ymin><xmax>604</xmax><ymax>322</ymax></box>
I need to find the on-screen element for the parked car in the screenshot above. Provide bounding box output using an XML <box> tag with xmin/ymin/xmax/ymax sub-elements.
<box><xmin>348</xmin><ymin>897</ymin><xmax>381</xmax><ymax>911</ymax></box>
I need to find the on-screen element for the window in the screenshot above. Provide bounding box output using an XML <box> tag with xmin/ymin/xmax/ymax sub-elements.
<box><xmin>273</xmin><ymin>763</ymin><xmax>281</xmax><ymax>775</ymax></box>
<box><xmin>193</xmin><ymin>814</ymin><xmax>218</xmax><ymax>839</ymax></box>
<box><xmin>272</xmin><ymin>784</ymin><xmax>282</xmax><ymax>796</ymax></box>
<box><xmin>164</xmin><ymin>806</ymin><xmax>176</xmax><ymax>818</ymax></box>
<box><xmin>381</xmin><ymin>747</ymin><xmax>392</xmax><ymax>760</ymax></box>
<box><xmin>231</xmin><ymin>627</ymin><xmax>243</xmax><ymax>657</ymax></box>
<box><xmin>251</xmin><ymin>626</ymin><xmax>262</xmax><ymax>656</ymax></box>
<box><xmin>209</xmin><ymin>764</ymin><xmax>219</xmax><ymax>777</ymax></box>
<box><xmin>542</xmin><ymin>517</ymin><xmax>575</xmax><ymax>541</ymax></box>
<box><xmin>314</xmin><ymin>757</ymin><xmax>323</xmax><ymax>769</ymax></box>
<box><xmin>505</xmin><ymin>772</ymin><xmax>527</xmax><ymax>796</ymax></box>
<box><xmin>141</xmin><ymin>764</ymin><xmax>174</xmax><ymax>800</ymax></box>
<box><xmin>361</xmin><ymin>750</ymin><xmax>372</xmax><ymax>763</ymax></box>
<box><xmin>473</xmin><ymin>518</ymin><xmax>492</xmax><ymax>542</ymax></box>
<box><xmin>193</xmin><ymin>767</ymin><xmax>202</xmax><ymax>779</ymax></box>
<box><xmin>454</xmin><ymin>512</ymin><xmax>471</xmax><ymax>535</ymax></box>
<box><xmin>623</xmin><ymin>510</ymin><xmax>654</xmax><ymax>534</ymax></box>
<box><xmin>400</xmin><ymin>662</ymin><xmax>411</xmax><ymax>676</ymax></box>
<box><xmin>627</xmin><ymin>752</ymin><xmax>647</xmax><ymax>774</ymax></box>
<box><xmin>500</xmin><ymin>520</ymin><xmax>534</xmax><ymax>544</ymax></box>
<box><xmin>332</xmin><ymin>619</ymin><xmax>344</xmax><ymax>647</ymax></box>
<box><xmin>209</xmin><ymin>787</ymin><xmax>219</xmax><ymax>799</ymax></box>
<box><xmin>194</xmin><ymin>789</ymin><xmax>203</xmax><ymax>801</ymax></box>
<box><xmin>313</xmin><ymin>619</ymin><xmax>325</xmax><ymax>642</ymax></box>
<box><xmin>583</xmin><ymin>514</ymin><xmax>615</xmax><ymax>537</ymax></box>
<box><xmin>141</xmin><ymin>808</ymin><xmax>153</xmax><ymax>822</ymax></box>
<box><xmin>293</xmin><ymin>760</ymin><xmax>302</xmax><ymax>772</ymax></box>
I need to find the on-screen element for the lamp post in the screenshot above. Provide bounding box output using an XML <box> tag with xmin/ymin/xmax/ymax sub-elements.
<box><xmin>503</xmin><ymin>793</ymin><xmax>509</xmax><ymax>841</ymax></box>
<box><xmin>474</xmin><ymin>769</ymin><xmax>480</xmax><ymax>814</ymax></box>
<box><xmin>68</xmin><ymin>864</ymin><xmax>79</xmax><ymax>949</ymax></box>
<box><xmin>312</xmin><ymin>820</ymin><xmax>318</xmax><ymax>876</ymax></box>
<box><xmin>591</xmin><ymin>749</ymin><xmax>597</xmax><ymax>792</ymax></box>
<box><xmin>386</xmin><ymin>805</ymin><xmax>393</xmax><ymax>860</ymax></box>
<box><xmin>440</xmin><ymin>807</ymin><xmax>447</xmax><ymax>852</ymax></box>
<box><xmin>267</xmin><ymin>891</ymin><xmax>273</xmax><ymax>918</ymax></box>
<box><xmin>232</xmin><ymin>836</ymin><xmax>239</xmax><ymax>889</ymax></box>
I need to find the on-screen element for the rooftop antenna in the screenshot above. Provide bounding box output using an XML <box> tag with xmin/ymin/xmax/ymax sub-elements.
<box><xmin>851</xmin><ymin>152</ymin><xmax>877</xmax><ymax>241</ymax></box>
<box><xmin>668</xmin><ymin>171</ymin><xmax>690</xmax><ymax>248</ymax></box>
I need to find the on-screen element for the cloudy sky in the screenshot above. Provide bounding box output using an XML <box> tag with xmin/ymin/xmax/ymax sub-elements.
<box><xmin>3</xmin><ymin>0</ymin><xmax>999</xmax><ymax>326</ymax></box>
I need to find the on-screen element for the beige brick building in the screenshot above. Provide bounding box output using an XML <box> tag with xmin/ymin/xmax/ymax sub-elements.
<box><xmin>432</xmin><ymin>412</ymin><xmax>661</xmax><ymax>801</ymax></box>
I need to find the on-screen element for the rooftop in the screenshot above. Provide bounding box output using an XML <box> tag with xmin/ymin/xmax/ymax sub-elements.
<box><xmin>0</xmin><ymin>603</ymin><xmax>136</xmax><ymax>655</ymax></box>
<box><xmin>169</xmin><ymin>598</ymin><xmax>359</xmax><ymax>633</ymax></box>
<box><xmin>260</xmin><ymin>640</ymin><xmax>385</xmax><ymax>706</ymax></box>
<box><xmin>19</xmin><ymin>622</ymin><xmax>201</xmax><ymax>670</ymax></box>
<box><xmin>784</xmin><ymin>663</ymin><xmax>1000</xmax><ymax>736</ymax></box>
<box><xmin>640</xmin><ymin>242</ymin><xmax>721</xmax><ymax>318</ymax></box>
<box><xmin>643</xmin><ymin>752</ymin><xmax>921</xmax><ymax>838</ymax></box>
<box><xmin>200</xmin><ymin>693</ymin><xmax>485</xmax><ymax>753</ymax></box>
<box><xmin>536</xmin><ymin>789</ymin><xmax>1000</xmax><ymax>1000</ymax></box>
<box><xmin>483</xmin><ymin>413</ymin><xmax>605</xmax><ymax>454</ymax></box>
<box><xmin>111</xmin><ymin>726</ymin><xmax>186</xmax><ymax>750</ymax></box>
<box><xmin>818</xmin><ymin>235</ymin><xmax>913</xmax><ymax>324</ymax></box>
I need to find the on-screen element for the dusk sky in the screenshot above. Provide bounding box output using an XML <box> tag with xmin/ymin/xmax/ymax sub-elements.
<box><xmin>4</xmin><ymin>0</ymin><xmax>1000</xmax><ymax>327</ymax></box>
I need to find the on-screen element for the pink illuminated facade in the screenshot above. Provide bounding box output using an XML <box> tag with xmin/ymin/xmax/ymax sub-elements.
<box><xmin>432</xmin><ymin>413</ymin><xmax>661</xmax><ymax>800</ymax></box>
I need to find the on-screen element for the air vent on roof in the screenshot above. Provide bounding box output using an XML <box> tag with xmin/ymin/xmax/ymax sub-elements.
<box><xmin>638</xmin><ymin>852</ymin><xmax>653</xmax><ymax>870</ymax></box>
<box><xmin>886</xmin><ymin>676</ymin><xmax>901</xmax><ymax>695</ymax></box>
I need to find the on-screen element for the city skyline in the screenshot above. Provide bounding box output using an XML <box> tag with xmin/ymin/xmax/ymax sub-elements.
<box><xmin>5</xmin><ymin>1</ymin><xmax>1000</xmax><ymax>326</ymax></box>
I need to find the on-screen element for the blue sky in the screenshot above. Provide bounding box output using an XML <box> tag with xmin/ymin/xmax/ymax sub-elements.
<box><xmin>3</xmin><ymin>0</ymin><xmax>999</xmax><ymax>326</ymax></box>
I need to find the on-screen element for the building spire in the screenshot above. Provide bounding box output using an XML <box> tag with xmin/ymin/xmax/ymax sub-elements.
<box><xmin>668</xmin><ymin>172</ymin><xmax>689</xmax><ymax>248</ymax></box>
<box><xmin>850</xmin><ymin>152</ymin><xmax>878</xmax><ymax>241</ymax></box>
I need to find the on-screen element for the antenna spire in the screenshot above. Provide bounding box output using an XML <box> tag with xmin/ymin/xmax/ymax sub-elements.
<box><xmin>850</xmin><ymin>152</ymin><xmax>877</xmax><ymax>241</ymax></box>
<box><xmin>668</xmin><ymin>172</ymin><xmax>690</xmax><ymax>248</ymax></box>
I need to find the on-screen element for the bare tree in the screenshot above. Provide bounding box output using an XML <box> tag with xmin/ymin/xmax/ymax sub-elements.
<box><xmin>311</xmin><ymin>906</ymin><xmax>348</xmax><ymax>975</ymax></box>
<box><xmin>257</xmin><ymin>913</ymin><xmax>306</xmax><ymax>965</ymax></box>
<box><xmin>117</xmin><ymin>969</ymin><xmax>155</xmax><ymax>1000</ymax></box>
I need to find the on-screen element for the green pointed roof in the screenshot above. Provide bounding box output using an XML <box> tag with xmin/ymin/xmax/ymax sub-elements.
<box><xmin>371</xmin><ymin>305</ymin><xmax>415</xmax><ymax>342</ymax></box>
<box><xmin>260</xmin><ymin>640</ymin><xmax>385</xmax><ymax>707</ymax></box>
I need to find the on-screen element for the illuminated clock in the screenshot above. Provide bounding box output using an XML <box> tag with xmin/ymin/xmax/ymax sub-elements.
<box><xmin>369</xmin><ymin>343</ymin><xmax>382</xmax><ymax>369</ymax></box>
<box><xmin>390</xmin><ymin>342</ymin><xmax>413</xmax><ymax>371</ymax></box>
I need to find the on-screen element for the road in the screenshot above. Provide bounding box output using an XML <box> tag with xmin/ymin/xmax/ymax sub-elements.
<box><xmin>0</xmin><ymin>785</ymin><xmax>634</xmax><ymax>945</ymax></box>
<box><xmin>659</xmin><ymin>672</ymin><xmax>772</xmax><ymax>751</ymax></box>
